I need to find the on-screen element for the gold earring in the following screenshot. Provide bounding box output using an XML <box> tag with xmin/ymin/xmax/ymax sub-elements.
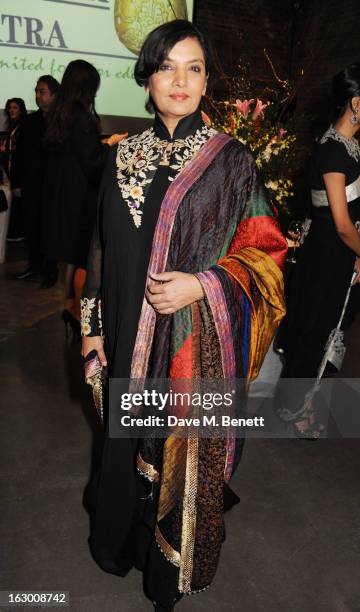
<box><xmin>351</xmin><ymin>107</ymin><xmax>359</xmax><ymax>125</ymax></box>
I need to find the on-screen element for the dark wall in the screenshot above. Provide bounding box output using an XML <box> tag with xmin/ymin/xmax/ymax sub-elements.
<box><xmin>194</xmin><ymin>0</ymin><xmax>296</xmax><ymax>96</ymax></box>
<box><xmin>194</xmin><ymin>0</ymin><xmax>360</xmax><ymax>143</ymax></box>
<box><xmin>291</xmin><ymin>0</ymin><xmax>360</xmax><ymax>140</ymax></box>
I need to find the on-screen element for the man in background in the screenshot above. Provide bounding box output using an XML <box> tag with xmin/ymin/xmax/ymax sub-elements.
<box><xmin>16</xmin><ymin>75</ymin><xmax>60</xmax><ymax>287</ymax></box>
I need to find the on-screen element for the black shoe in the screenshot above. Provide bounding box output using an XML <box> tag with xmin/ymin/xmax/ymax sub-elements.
<box><xmin>14</xmin><ymin>268</ymin><xmax>38</xmax><ymax>280</ymax></box>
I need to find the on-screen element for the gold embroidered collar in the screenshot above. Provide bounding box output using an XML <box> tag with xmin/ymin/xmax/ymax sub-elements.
<box><xmin>116</xmin><ymin>124</ymin><xmax>217</xmax><ymax>228</ymax></box>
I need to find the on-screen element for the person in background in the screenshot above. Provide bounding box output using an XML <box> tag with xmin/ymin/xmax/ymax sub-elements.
<box><xmin>15</xmin><ymin>75</ymin><xmax>60</xmax><ymax>285</ymax></box>
<box><xmin>0</xmin><ymin>163</ymin><xmax>12</xmax><ymax>263</ymax></box>
<box><xmin>1</xmin><ymin>98</ymin><xmax>27</xmax><ymax>241</ymax></box>
<box><xmin>43</xmin><ymin>60</ymin><xmax>125</xmax><ymax>338</ymax></box>
<box><xmin>276</xmin><ymin>62</ymin><xmax>360</xmax><ymax>437</ymax></box>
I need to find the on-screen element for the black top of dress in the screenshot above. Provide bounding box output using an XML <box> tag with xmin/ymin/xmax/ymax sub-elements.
<box><xmin>311</xmin><ymin>126</ymin><xmax>360</xmax><ymax>189</ymax></box>
<box><xmin>94</xmin><ymin>108</ymin><xmax>210</xmax><ymax>377</ymax></box>
<box><xmin>153</xmin><ymin>108</ymin><xmax>204</xmax><ymax>139</ymax></box>
<box><xmin>309</xmin><ymin>126</ymin><xmax>360</xmax><ymax>223</ymax></box>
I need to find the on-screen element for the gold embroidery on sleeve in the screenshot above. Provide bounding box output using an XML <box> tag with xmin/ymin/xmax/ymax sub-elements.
<box><xmin>80</xmin><ymin>297</ymin><xmax>96</xmax><ymax>336</ymax></box>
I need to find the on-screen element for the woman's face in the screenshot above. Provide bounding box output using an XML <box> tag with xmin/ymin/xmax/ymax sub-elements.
<box><xmin>147</xmin><ymin>37</ymin><xmax>207</xmax><ymax>121</ymax></box>
<box><xmin>8</xmin><ymin>102</ymin><xmax>21</xmax><ymax>121</ymax></box>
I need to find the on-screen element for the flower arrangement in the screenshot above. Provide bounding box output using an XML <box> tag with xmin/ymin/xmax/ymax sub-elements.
<box><xmin>203</xmin><ymin>63</ymin><xmax>304</xmax><ymax>214</ymax></box>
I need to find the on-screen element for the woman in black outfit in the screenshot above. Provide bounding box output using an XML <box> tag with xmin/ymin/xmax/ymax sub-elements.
<box><xmin>43</xmin><ymin>60</ymin><xmax>121</xmax><ymax>336</ymax></box>
<box><xmin>2</xmin><ymin>98</ymin><xmax>27</xmax><ymax>241</ymax></box>
<box><xmin>81</xmin><ymin>20</ymin><xmax>286</xmax><ymax>611</ymax></box>
<box><xmin>277</xmin><ymin>63</ymin><xmax>360</xmax><ymax>436</ymax></box>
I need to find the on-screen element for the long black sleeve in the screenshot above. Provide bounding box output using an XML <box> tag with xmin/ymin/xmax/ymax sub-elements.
<box><xmin>80</xmin><ymin>194</ymin><xmax>103</xmax><ymax>337</ymax></box>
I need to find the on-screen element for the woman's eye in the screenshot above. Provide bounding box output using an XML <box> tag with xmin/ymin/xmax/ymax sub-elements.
<box><xmin>190</xmin><ymin>65</ymin><xmax>201</xmax><ymax>73</ymax></box>
<box><xmin>159</xmin><ymin>64</ymin><xmax>173</xmax><ymax>71</ymax></box>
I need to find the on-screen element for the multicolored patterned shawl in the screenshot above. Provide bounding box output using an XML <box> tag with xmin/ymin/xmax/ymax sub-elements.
<box><xmin>131</xmin><ymin>133</ymin><xmax>287</xmax><ymax>596</ymax></box>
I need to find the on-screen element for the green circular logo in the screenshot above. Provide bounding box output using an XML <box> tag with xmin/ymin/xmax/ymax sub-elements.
<box><xmin>114</xmin><ymin>0</ymin><xmax>188</xmax><ymax>55</ymax></box>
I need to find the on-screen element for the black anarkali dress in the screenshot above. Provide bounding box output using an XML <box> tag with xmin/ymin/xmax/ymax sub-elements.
<box><xmin>81</xmin><ymin>108</ymin><xmax>287</xmax><ymax>607</ymax></box>
<box><xmin>82</xmin><ymin>109</ymin><xmax>222</xmax><ymax>592</ymax></box>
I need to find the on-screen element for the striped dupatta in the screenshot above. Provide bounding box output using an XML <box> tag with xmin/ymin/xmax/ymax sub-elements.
<box><xmin>130</xmin><ymin>132</ymin><xmax>287</xmax><ymax>597</ymax></box>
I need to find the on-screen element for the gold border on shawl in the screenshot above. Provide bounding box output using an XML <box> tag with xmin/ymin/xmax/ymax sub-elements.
<box><xmin>191</xmin><ymin>302</ymin><xmax>201</xmax><ymax>377</ymax></box>
<box><xmin>137</xmin><ymin>452</ymin><xmax>160</xmax><ymax>483</ymax></box>
<box><xmin>155</xmin><ymin>524</ymin><xmax>181</xmax><ymax>567</ymax></box>
<box><xmin>157</xmin><ymin>434</ymin><xmax>187</xmax><ymax>522</ymax></box>
<box><xmin>178</xmin><ymin>434</ymin><xmax>199</xmax><ymax>593</ymax></box>
<box><xmin>177</xmin><ymin>302</ymin><xmax>201</xmax><ymax>592</ymax></box>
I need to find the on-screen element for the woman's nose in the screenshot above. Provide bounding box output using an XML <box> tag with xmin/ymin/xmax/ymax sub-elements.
<box><xmin>173</xmin><ymin>69</ymin><xmax>186</xmax><ymax>87</ymax></box>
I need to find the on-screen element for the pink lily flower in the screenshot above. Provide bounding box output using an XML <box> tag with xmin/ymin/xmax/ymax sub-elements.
<box><xmin>252</xmin><ymin>99</ymin><xmax>268</xmax><ymax>120</ymax></box>
<box><xmin>235</xmin><ymin>98</ymin><xmax>254</xmax><ymax>118</ymax></box>
<box><xmin>201</xmin><ymin>110</ymin><xmax>212</xmax><ymax>125</ymax></box>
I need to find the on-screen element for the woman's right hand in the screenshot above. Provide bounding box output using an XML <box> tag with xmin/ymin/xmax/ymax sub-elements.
<box><xmin>81</xmin><ymin>335</ymin><xmax>107</xmax><ymax>366</ymax></box>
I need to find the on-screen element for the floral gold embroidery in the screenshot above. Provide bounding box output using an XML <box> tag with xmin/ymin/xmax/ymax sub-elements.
<box><xmin>80</xmin><ymin>297</ymin><xmax>96</xmax><ymax>336</ymax></box>
<box><xmin>116</xmin><ymin>125</ymin><xmax>217</xmax><ymax>227</ymax></box>
<box><xmin>116</xmin><ymin>129</ymin><xmax>159</xmax><ymax>228</ymax></box>
<box><xmin>98</xmin><ymin>299</ymin><xmax>103</xmax><ymax>335</ymax></box>
<box><xmin>169</xmin><ymin>126</ymin><xmax>217</xmax><ymax>178</ymax></box>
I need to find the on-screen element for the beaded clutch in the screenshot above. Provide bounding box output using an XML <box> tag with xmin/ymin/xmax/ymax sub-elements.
<box><xmin>84</xmin><ymin>350</ymin><xmax>107</xmax><ymax>422</ymax></box>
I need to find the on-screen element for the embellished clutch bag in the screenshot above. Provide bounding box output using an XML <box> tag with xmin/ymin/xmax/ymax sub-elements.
<box><xmin>84</xmin><ymin>350</ymin><xmax>107</xmax><ymax>422</ymax></box>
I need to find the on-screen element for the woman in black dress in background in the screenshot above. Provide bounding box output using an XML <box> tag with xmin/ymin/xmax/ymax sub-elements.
<box><xmin>43</xmin><ymin>60</ymin><xmax>122</xmax><ymax>336</ymax></box>
<box><xmin>2</xmin><ymin>98</ymin><xmax>27</xmax><ymax>241</ymax></box>
<box><xmin>277</xmin><ymin>63</ymin><xmax>360</xmax><ymax>436</ymax></box>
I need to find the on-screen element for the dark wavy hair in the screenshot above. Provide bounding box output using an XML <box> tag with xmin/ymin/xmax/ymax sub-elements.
<box><xmin>332</xmin><ymin>62</ymin><xmax>360</xmax><ymax>121</ymax></box>
<box><xmin>5</xmin><ymin>98</ymin><xmax>27</xmax><ymax>130</ymax></box>
<box><xmin>45</xmin><ymin>59</ymin><xmax>100</xmax><ymax>143</ymax></box>
<box><xmin>134</xmin><ymin>19</ymin><xmax>212</xmax><ymax>114</ymax></box>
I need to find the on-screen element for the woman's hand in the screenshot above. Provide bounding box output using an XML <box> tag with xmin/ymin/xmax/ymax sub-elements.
<box><xmin>145</xmin><ymin>271</ymin><xmax>204</xmax><ymax>315</ymax></box>
<box><xmin>353</xmin><ymin>257</ymin><xmax>360</xmax><ymax>285</ymax></box>
<box><xmin>81</xmin><ymin>335</ymin><xmax>107</xmax><ymax>366</ymax></box>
